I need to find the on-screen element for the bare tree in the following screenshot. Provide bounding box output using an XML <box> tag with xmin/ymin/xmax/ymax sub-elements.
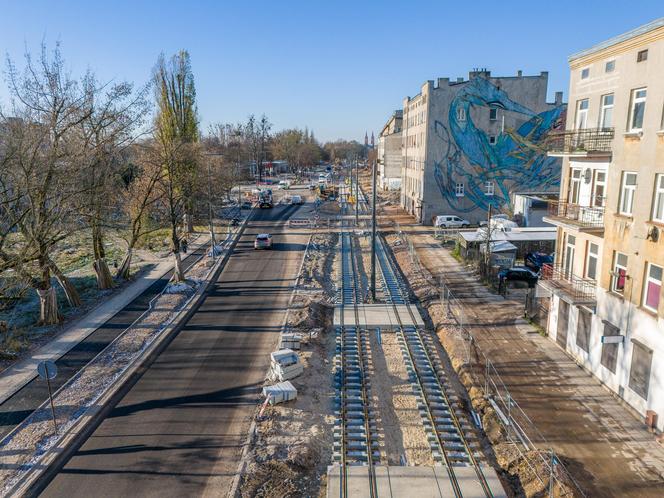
<box><xmin>0</xmin><ymin>44</ymin><xmax>91</xmax><ymax>323</ymax></box>
<box><xmin>115</xmin><ymin>143</ymin><xmax>164</xmax><ymax>280</ymax></box>
<box><xmin>246</xmin><ymin>114</ymin><xmax>271</xmax><ymax>182</ymax></box>
<box><xmin>77</xmin><ymin>75</ymin><xmax>149</xmax><ymax>289</ymax></box>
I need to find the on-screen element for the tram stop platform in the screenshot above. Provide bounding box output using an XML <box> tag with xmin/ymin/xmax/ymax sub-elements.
<box><xmin>326</xmin><ymin>464</ymin><xmax>507</xmax><ymax>498</ymax></box>
<box><xmin>333</xmin><ymin>304</ymin><xmax>425</xmax><ymax>330</ymax></box>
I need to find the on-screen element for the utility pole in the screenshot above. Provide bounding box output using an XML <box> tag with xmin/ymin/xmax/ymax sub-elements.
<box><xmin>355</xmin><ymin>156</ymin><xmax>359</xmax><ymax>225</ymax></box>
<box><xmin>370</xmin><ymin>155</ymin><xmax>377</xmax><ymax>301</ymax></box>
<box><xmin>485</xmin><ymin>203</ymin><xmax>492</xmax><ymax>278</ymax></box>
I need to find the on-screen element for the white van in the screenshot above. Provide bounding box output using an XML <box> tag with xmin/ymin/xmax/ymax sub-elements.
<box><xmin>434</xmin><ymin>215</ymin><xmax>470</xmax><ymax>228</ymax></box>
<box><xmin>278</xmin><ymin>180</ymin><xmax>291</xmax><ymax>190</ymax></box>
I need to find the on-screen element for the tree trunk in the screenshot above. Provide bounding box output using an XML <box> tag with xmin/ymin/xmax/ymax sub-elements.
<box><xmin>93</xmin><ymin>258</ymin><xmax>114</xmax><ymax>289</ymax></box>
<box><xmin>92</xmin><ymin>224</ymin><xmax>114</xmax><ymax>290</ymax></box>
<box><xmin>116</xmin><ymin>247</ymin><xmax>133</xmax><ymax>280</ymax></box>
<box><xmin>48</xmin><ymin>259</ymin><xmax>82</xmax><ymax>308</ymax></box>
<box><xmin>37</xmin><ymin>287</ymin><xmax>61</xmax><ymax>325</ymax></box>
<box><xmin>173</xmin><ymin>250</ymin><xmax>185</xmax><ymax>282</ymax></box>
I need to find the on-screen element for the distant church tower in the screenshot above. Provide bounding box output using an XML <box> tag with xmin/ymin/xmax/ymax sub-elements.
<box><xmin>364</xmin><ymin>131</ymin><xmax>368</xmax><ymax>147</ymax></box>
<box><xmin>370</xmin><ymin>132</ymin><xmax>375</xmax><ymax>148</ymax></box>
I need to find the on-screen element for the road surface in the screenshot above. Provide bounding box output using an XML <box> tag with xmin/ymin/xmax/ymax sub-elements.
<box><xmin>40</xmin><ymin>201</ymin><xmax>308</xmax><ymax>497</ymax></box>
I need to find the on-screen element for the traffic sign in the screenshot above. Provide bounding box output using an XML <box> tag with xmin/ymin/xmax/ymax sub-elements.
<box><xmin>37</xmin><ymin>360</ymin><xmax>57</xmax><ymax>380</ymax></box>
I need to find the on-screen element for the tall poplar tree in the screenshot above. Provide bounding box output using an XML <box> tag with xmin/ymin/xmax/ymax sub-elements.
<box><xmin>153</xmin><ymin>50</ymin><xmax>200</xmax><ymax>282</ymax></box>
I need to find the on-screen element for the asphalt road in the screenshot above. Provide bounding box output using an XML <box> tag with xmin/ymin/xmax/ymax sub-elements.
<box><xmin>40</xmin><ymin>201</ymin><xmax>308</xmax><ymax>497</ymax></box>
<box><xmin>0</xmin><ymin>246</ymin><xmax>206</xmax><ymax>439</ymax></box>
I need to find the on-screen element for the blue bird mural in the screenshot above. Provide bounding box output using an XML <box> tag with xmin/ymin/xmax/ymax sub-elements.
<box><xmin>433</xmin><ymin>77</ymin><xmax>565</xmax><ymax>214</ymax></box>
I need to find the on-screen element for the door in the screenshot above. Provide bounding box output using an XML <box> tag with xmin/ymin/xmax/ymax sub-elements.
<box><xmin>563</xmin><ymin>235</ymin><xmax>576</xmax><ymax>279</ymax></box>
<box><xmin>557</xmin><ymin>300</ymin><xmax>570</xmax><ymax>348</ymax></box>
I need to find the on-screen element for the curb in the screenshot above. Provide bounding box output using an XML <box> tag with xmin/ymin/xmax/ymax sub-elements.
<box><xmin>8</xmin><ymin>215</ymin><xmax>251</xmax><ymax>498</ymax></box>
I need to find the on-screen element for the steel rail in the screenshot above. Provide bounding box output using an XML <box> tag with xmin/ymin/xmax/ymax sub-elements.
<box><xmin>375</xmin><ymin>234</ymin><xmax>495</xmax><ymax>498</ymax></box>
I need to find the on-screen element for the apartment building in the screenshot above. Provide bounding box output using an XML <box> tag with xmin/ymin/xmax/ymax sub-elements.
<box><xmin>377</xmin><ymin>110</ymin><xmax>402</xmax><ymax>190</ymax></box>
<box><xmin>401</xmin><ymin>70</ymin><xmax>565</xmax><ymax>224</ymax></box>
<box><xmin>540</xmin><ymin>18</ymin><xmax>664</xmax><ymax>431</ymax></box>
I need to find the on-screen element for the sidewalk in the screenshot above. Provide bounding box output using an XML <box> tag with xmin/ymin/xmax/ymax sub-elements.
<box><xmin>398</xmin><ymin>218</ymin><xmax>664</xmax><ymax>497</ymax></box>
<box><xmin>0</xmin><ymin>233</ymin><xmax>210</xmax><ymax>405</ymax></box>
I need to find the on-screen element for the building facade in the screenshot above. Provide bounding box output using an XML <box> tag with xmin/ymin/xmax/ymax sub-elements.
<box><xmin>377</xmin><ymin>110</ymin><xmax>402</xmax><ymax>190</ymax></box>
<box><xmin>540</xmin><ymin>18</ymin><xmax>664</xmax><ymax>431</ymax></box>
<box><xmin>401</xmin><ymin>70</ymin><xmax>565</xmax><ymax>224</ymax></box>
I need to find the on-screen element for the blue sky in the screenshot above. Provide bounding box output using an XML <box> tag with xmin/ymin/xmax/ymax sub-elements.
<box><xmin>0</xmin><ymin>0</ymin><xmax>662</xmax><ymax>142</ymax></box>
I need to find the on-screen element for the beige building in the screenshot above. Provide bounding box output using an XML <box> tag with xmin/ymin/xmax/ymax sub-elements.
<box><xmin>377</xmin><ymin>110</ymin><xmax>402</xmax><ymax>190</ymax></box>
<box><xmin>541</xmin><ymin>18</ymin><xmax>664</xmax><ymax>431</ymax></box>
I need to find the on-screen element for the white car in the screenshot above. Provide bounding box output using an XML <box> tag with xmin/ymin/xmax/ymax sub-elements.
<box><xmin>254</xmin><ymin>233</ymin><xmax>273</xmax><ymax>250</ymax></box>
<box><xmin>290</xmin><ymin>195</ymin><xmax>303</xmax><ymax>205</ymax></box>
<box><xmin>434</xmin><ymin>215</ymin><xmax>470</xmax><ymax>228</ymax></box>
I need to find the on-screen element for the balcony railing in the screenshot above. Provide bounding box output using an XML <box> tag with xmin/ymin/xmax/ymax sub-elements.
<box><xmin>540</xmin><ymin>263</ymin><xmax>597</xmax><ymax>304</ymax></box>
<box><xmin>546</xmin><ymin>128</ymin><xmax>614</xmax><ymax>156</ymax></box>
<box><xmin>547</xmin><ymin>200</ymin><xmax>605</xmax><ymax>230</ymax></box>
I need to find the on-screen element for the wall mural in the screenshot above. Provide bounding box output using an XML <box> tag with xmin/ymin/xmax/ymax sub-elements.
<box><xmin>433</xmin><ymin>77</ymin><xmax>565</xmax><ymax>213</ymax></box>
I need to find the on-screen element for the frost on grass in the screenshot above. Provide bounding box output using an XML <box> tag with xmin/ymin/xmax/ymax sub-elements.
<box><xmin>0</xmin><ymin>254</ymin><xmax>215</xmax><ymax>493</ymax></box>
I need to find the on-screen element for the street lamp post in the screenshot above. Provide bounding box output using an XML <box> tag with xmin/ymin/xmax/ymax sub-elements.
<box><xmin>370</xmin><ymin>154</ymin><xmax>377</xmax><ymax>301</ymax></box>
<box><xmin>206</xmin><ymin>159</ymin><xmax>216</xmax><ymax>262</ymax></box>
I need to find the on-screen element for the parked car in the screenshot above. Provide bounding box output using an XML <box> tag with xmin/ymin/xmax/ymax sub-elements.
<box><xmin>434</xmin><ymin>215</ymin><xmax>470</xmax><ymax>228</ymax></box>
<box><xmin>498</xmin><ymin>266</ymin><xmax>539</xmax><ymax>287</ymax></box>
<box><xmin>254</xmin><ymin>233</ymin><xmax>273</xmax><ymax>250</ymax></box>
<box><xmin>241</xmin><ymin>200</ymin><xmax>253</xmax><ymax>209</ymax></box>
<box><xmin>290</xmin><ymin>195</ymin><xmax>303</xmax><ymax>205</ymax></box>
<box><xmin>524</xmin><ymin>252</ymin><xmax>554</xmax><ymax>272</ymax></box>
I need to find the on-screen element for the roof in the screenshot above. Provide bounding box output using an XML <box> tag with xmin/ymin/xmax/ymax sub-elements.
<box><xmin>460</xmin><ymin>227</ymin><xmax>557</xmax><ymax>243</ymax></box>
<box><xmin>569</xmin><ymin>17</ymin><xmax>664</xmax><ymax>62</ymax></box>
<box><xmin>480</xmin><ymin>240</ymin><xmax>518</xmax><ymax>254</ymax></box>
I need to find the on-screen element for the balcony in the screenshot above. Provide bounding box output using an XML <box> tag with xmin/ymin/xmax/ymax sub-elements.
<box><xmin>546</xmin><ymin>128</ymin><xmax>614</xmax><ymax>157</ymax></box>
<box><xmin>539</xmin><ymin>263</ymin><xmax>597</xmax><ymax>305</ymax></box>
<box><xmin>543</xmin><ymin>200</ymin><xmax>605</xmax><ymax>233</ymax></box>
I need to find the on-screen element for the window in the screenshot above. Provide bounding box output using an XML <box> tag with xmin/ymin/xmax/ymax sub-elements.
<box><xmin>601</xmin><ymin>321</ymin><xmax>620</xmax><ymax>373</ymax></box>
<box><xmin>628</xmin><ymin>88</ymin><xmax>647</xmax><ymax>131</ymax></box>
<box><xmin>575</xmin><ymin>99</ymin><xmax>589</xmax><ymax>130</ymax></box>
<box><xmin>637</xmin><ymin>49</ymin><xmax>648</xmax><ymax>62</ymax></box>
<box><xmin>569</xmin><ymin>168</ymin><xmax>581</xmax><ymax>204</ymax></box>
<box><xmin>652</xmin><ymin>174</ymin><xmax>664</xmax><ymax>222</ymax></box>
<box><xmin>576</xmin><ymin>308</ymin><xmax>591</xmax><ymax>353</ymax></box>
<box><xmin>605</xmin><ymin>60</ymin><xmax>615</xmax><ymax>73</ymax></box>
<box><xmin>488</xmin><ymin>135</ymin><xmax>496</xmax><ymax>145</ymax></box>
<box><xmin>619</xmin><ymin>172</ymin><xmax>637</xmax><ymax>215</ymax></box>
<box><xmin>628</xmin><ymin>340</ymin><xmax>652</xmax><ymax>400</ymax></box>
<box><xmin>585</xmin><ymin>242</ymin><xmax>598</xmax><ymax>280</ymax></box>
<box><xmin>456</xmin><ymin>107</ymin><xmax>466</xmax><ymax>122</ymax></box>
<box><xmin>600</xmin><ymin>94</ymin><xmax>614</xmax><ymax>128</ymax></box>
<box><xmin>485</xmin><ymin>181</ymin><xmax>494</xmax><ymax>196</ymax></box>
<box><xmin>489</xmin><ymin>108</ymin><xmax>497</xmax><ymax>121</ymax></box>
<box><xmin>642</xmin><ymin>263</ymin><xmax>662</xmax><ymax>312</ymax></box>
<box><xmin>592</xmin><ymin>170</ymin><xmax>606</xmax><ymax>207</ymax></box>
<box><xmin>611</xmin><ymin>252</ymin><xmax>628</xmax><ymax>295</ymax></box>
<box><xmin>455</xmin><ymin>183</ymin><xmax>464</xmax><ymax>197</ymax></box>
<box><xmin>581</xmin><ymin>68</ymin><xmax>590</xmax><ymax>79</ymax></box>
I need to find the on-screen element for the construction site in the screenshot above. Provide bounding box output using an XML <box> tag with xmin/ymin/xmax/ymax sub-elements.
<box><xmin>237</xmin><ymin>182</ymin><xmax>545</xmax><ymax>498</ymax></box>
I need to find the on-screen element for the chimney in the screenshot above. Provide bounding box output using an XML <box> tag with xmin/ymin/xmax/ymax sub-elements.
<box><xmin>456</xmin><ymin>77</ymin><xmax>464</xmax><ymax>83</ymax></box>
<box><xmin>437</xmin><ymin>77</ymin><xmax>449</xmax><ymax>88</ymax></box>
<box><xmin>555</xmin><ymin>91</ymin><xmax>563</xmax><ymax>105</ymax></box>
<box><xmin>517</xmin><ymin>70</ymin><xmax>523</xmax><ymax>77</ymax></box>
